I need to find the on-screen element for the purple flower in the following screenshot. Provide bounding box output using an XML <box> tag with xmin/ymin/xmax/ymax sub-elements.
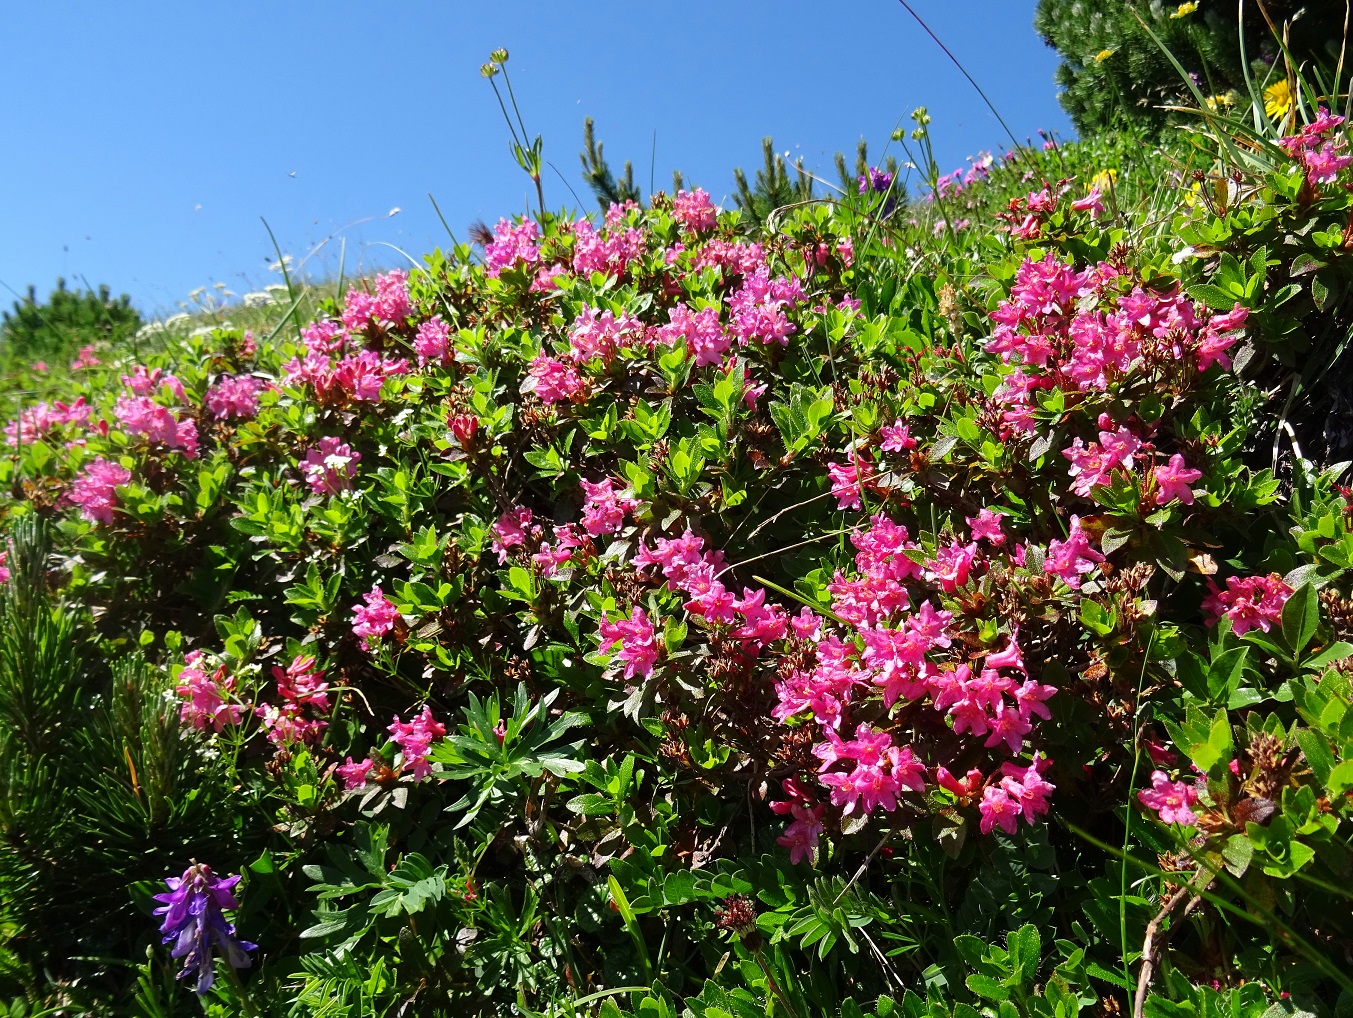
<box><xmin>152</xmin><ymin>862</ymin><xmax>256</xmax><ymax>994</ymax></box>
<box><xmin>858</xmin><ymin>166</ymin><xmax>894</xmax><ymax>194</ymax></box>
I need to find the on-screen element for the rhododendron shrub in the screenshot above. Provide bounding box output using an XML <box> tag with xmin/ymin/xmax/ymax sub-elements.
<box><xmin>3</xmin><ymin>114</ymin><xmax>1353</xmax><ymax>1016</ymax></box>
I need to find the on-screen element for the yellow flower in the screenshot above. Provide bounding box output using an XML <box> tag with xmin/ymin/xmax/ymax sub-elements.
<box><xmin>1264</xmin><ymin>79</ymin><xmax>1293</xmax><ymax>119</ymax></box>
<box><xmin>1204</xmin><ymin>93</ymin><xmax>1235</xmax><ymax>111</ymax></box>
<box><xmin>1183</xmin><ymin>181</ymin><xmax>1201</xmax><ymax>207</ymax></box>
<box><xmin>1091</xmin><ymin>169</ymin><xmax>1119</xmax><ymax>191</ymax></box>
<box><xmin>1094</xmin><ymin>48</ymin><xmax>1115</xmax><ymax>63</ymax></box>
<box><xmin>1170</xmin><ymin>2</ymin><xmax>1199</xmax><ymax>17</ymax></box>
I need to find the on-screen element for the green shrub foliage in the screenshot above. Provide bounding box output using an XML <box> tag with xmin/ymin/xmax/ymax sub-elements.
<box><xmin>1033</xmin><ymin>0</ymin><xmax>1345</xmax><ymax>135</ymax></box>
<box><xmin>1</xmin><ymin>80</ymin><xmax>1353</xmax><ymax>1018</ymax></box>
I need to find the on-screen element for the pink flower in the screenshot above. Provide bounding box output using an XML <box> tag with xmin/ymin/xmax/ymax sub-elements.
<box><xmin>1152</xmin><ymin>453</ymin><xmax>1203</xmax><ymax>505</ymax></box>
<box><xmin>491</xmin><ymin>507</ymin><xmax>541</xmax><ymax>563</ymax></box>
<box><xmin>204</xmin><ymin>375</ymin><xmax>263</xmax><ymax>420</ymax></box>
<box><xmin>880</xmin><ymin>420</ymin><xmax>918</xmax><ymax>453</ymax></box>
<box><xmin>123</xmin><ymin>366</ymin><xmax>186</xmax><ymax>402</ymax></box>
<box><xmin>302</xmin><ymin>437</ymin><xmax>360</xmax><ymax>496</ymax></box>
<box><xmin>967</xmin><ymin>508</ymin><xmax>1007</xmax><ymax>545</ymax></box>
<box><xmin>352</xmin><ymin>585</ymin><xmax>399</xmax><ymax>649</ymax></box>
<box><xmin>978</xmin><ymin>784</ymin><xmax>1021</xmax><ymax>834</ymax></box>
<box><xmin>776</xmin><ymin>807</ymin><xmax>825</xmax><ymax>866</ymax></box>
<box><xmin>598</xmin><ymin>606</ymin><xmax>660</xmax><ymax>682</ymax></box>
<box><xmin>272</xmin><ymin>655</ymin><xmax>330</xmax><ymax>712</ymax></box>
<box><xmin>69</xmin><ymin>457</ymin><xmax>132</xmax><ymax>525</ymax></box>
<box><xmin>256</xmin><ymin>703</ymin><xmax>327</xmax><ymax>747</ymax></box>
<box><xmin>673</xmin><ymin>188</ymin><xmax>718</xmax><ymax>232</ymax></box>
<box><xmin>924</xmin><ymin>541</ymin><xmax>978</xmax><ymax>592</ymax></box>
<box><xmin>484</xmin><ymin>218</ymin><xmax>541</xmax><ymax>276</ymax></box>
<box><xmin>815</xmin><ymin>724</ymin><xmax>925</xmax><ymax>817</ymax></box>
<box><xmin>70</xmin><ymin>344</ymin><xmax>100</xmax><ymax>370</ymax></box>
<box><xmin>175</xmin><ymin>652</ymin><xmax>243</xmax><ymax>731</ymax></box>
<box><xmin>388</xmin><ymin>706</ymin><xmax>446</xmax><ymax>781</ymax></box>
<box><xmin>414</xmin><ymin>316</ymin><xmax>452</xmax><ymax>366</ymax></box>
<box><xmin>828</xmin><ymin>455</ymin><xmax>875</xmax><ymax>510</ymax></box>
<box><xmin>1137</xmin><ymin>770</ymin><xmax>1199</xmax><ymax>825</ymax></box>
<box><xmin>337</xmin><ymin>757</ymin><xmax>375</xmax><ymax>790</ymax></box>
<box><xmin>114</xmin><ymin>396</ymin><xmax>199</xmax><ymax>457</ymax></box>
<box><xmin>526</xmin><ymin>355</ymin><xmax>587</xmax><ymax>405</ymax></box>
<box><xmin>656</xmin><ymin>303</ymin><xmax>730</xmax><ymax>367</ymax></box>
<box><xmin>579</xmin><ymin>477</ymin><xmax>635</xmax><ymax>537</ymax></box>
<box><xmin>1070</xmin><ymin>186</ymin><xmax>1104</xmax><ymax>219</ymax></box>
<box><xmin>1201</xmin><ymin>573</ymin><xmax>1292</xmax><ymax>636</ymax></box>
<box><xmin>1000</xmin><ymin>754</ymin><xmax>1055</xmax><ymax>822</ymax></box>
<box><xmin>1044</xmin><ymin>516</ymin><xmax>1104</xmax><ymax>590</ymax></box>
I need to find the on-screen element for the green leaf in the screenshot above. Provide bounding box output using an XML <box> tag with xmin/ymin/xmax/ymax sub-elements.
<box><xmin>1281</xmin><ymin>583</ymin><xmax>1319</xmax><ymax>655</ymax></box>
<box><xmin>966</xmin><ymin>974</ymin><xmax>1010</xmax><ymax>1002</ymax></box>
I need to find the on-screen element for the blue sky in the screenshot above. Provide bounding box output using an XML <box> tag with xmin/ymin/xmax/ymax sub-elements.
<box><xmin>0</xmin><ymin>1</ymin><xmax>1071</xmax><ymax>316</ymax></box>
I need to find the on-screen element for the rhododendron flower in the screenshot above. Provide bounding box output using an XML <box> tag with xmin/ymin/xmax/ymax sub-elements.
<box><xmin>1137</xmin><ymin>770</ymin><xmax>1199</xmax><ymax>825</ymax></box>
<box><xmin>1044</xmin><ymin>516</ymin><xmax>1104</xmax><ymax>590</ymax></box>
<box><xmin>414</xmin><ymin>316</ymin><xmax>452</xmax><ymax>366</ymax></box>
<box><xmin>815</xmin><ymin>724</ymin><xmax>925</xmax><ymax>816</ymax></box>
<box><xmin>341</xmin><ymin>271</ymin><xmax>410</xmax><ymax>331</ymax></box>
<box><xmin>115</xmin><ymin>396</ymin><xmax>199</xmax><ymax>457</ymax></box>
<box><xmin>70</xmin><ymin>344</ymin><xmax>100</xmax><ymax>370</ymax></box>
<box><xmin>352</xmin><ymin>586</ymin><xmax>399</xmax><ymax>649</ymax></box>
<box><xmin>827</xmin><ymin>455</ymin><xmax>873</xmax><ymax>510</ymax></box>
<box><xmin>1070</xmin><ymin>186</ymin><xmax>1104</xmax><ymax>218</ymax></box>
<box><xmin>968</xmin><ymin>508</ymin><xmax>1007</xmax><ymax>545</ymax></box>
<box><xmin>484</xmin><ymin>217</ymin><xmax>541</xmax><ymax>276</ymax></box>
<box><xmin>598</xmin><ymin>606</ymin><xmax>659</xmax><ymax>682</ymax></box>
<box><xmin>579</xmin><ymin>476</ymin><xmax>635</xmax><ymax>536</ymax></box>
<box><xmin>925</xmin><ymin>541</ymin><xmax>977</xmax><ymax>592</ymax></box>
<box><xmin>527</xmin><ymin>355</ymin><xmax>587</xmax><ymax>405</ymax></box>
<box><xmin>657</xmin><ymin>303</ymin><xmax>729</xmax><ymax>367</ymax></box>
<box><xmin>1153</xmin><ymin>453</ymin><xmax>1203</xmax><ymax>505</ymax></box>
<box><xmin>302</xmin><ymin>437</ymin><xmax>360</xmax><ymax>495</ymax></box>
<box><xmin>568</xmin><ymin>306</ymin><xmax>644</xmax><ymax>365</ymax></box>
<box><xmin>153</xmin><ymin>863</ymin><xmax>255</xmax><ymax>994</ymax></box>
<box><xmin>389</xmin><ymin>705</ymin><xmax>446</xmax><ymax>781</ymax></box>
<box><xmin>272</xmin><ymin>654</ymin><xmax>329</xmax><ymax>712</ymax></box>
<box><xmin>1278</xmin><ymin>108</ymin><xmax>1352</xmax><ymax>186</ymax></box>
<box><xmin>337</xmin><ymin>757</ymin><xmax>375</xmax><ymax>790</ymax></box>
<box><xmin>491</xmin><ymin>507</ymin><xmax>541</xmax><ymax>563</ymax></box>
<box><xmin>70</xmin><ymin>457</ymin><xmax>132</xmax><ymax>525</ymax></box>
<box><xmin>123</xmin><ymin>365</ymin><xmax>186</xmax><ymax>402</ymax></box>
<box><xmin>999</xmin><ymin>754</ymin><xmax>1055</xmax><ymax>822</ymax></box>
<box><xmin>978</xmin><ymin>784</ymin><xmax>1022</xmax><ymax>834</ymax></box>
<box><xmin>176</xmin><ymin>652</ymin><xmax>243</xmax><ymax>731</ymax></box>
<box><xmin>880</xmin><ymin>420</ymin><xmax>917</xmax><ymax>452</ymax></box>
<box><xmin>1201</xmin><ymin>573</ymin><xmax>1292</xmax><ymax>636</ymax></box>
<box><xmin>729</xmin><ymin>267</ymin><xmax>804</xmax><ymax>347</ymax></box>
<box><xmin>256</xmin><ymin>703</ymin><xmax>326</xmax><ymax>747</ymax></box>
<box><xmin>204</xmin><ymin>374</ymin><xmax>263</xmax><ymax>420</ymax></box>
<box><xmin>673</xmin><ymin>187</ymin><xmax>718</xmax><ymax>231</ymax></box>
<box><xmin>937</xmin><ymin>766</ymin><xmax>985</xmax><ymax>798</ymax></box>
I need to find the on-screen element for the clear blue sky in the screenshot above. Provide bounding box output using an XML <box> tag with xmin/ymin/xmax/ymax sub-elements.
<box><xmin>0</xmin><ymin>1</ymin><xmax>1071</xmax><ymax>316</ymax></box>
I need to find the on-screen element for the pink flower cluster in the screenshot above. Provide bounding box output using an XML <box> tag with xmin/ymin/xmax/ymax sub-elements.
<box><xmin>70</xmin><ymin>344</ymin><xmax>101</xmax><ymax>370</ymax></box>
<box><xmin>527</xmin><ymin>355</ymin><xmax>588</xmax><ymax>405</ymax></box>
<box><xmin>351</xmin><ymin>585</ymin><xmax>399</xmax><ymax>650</ymax></box>
<box><xmin>580</xmin><ymin>477</ymin><xmax>637</xmax><ymax>537</ymax></box>
<box><xmin>204</xmin><ymin>375</ymin><xmax>263</xmax><ymax>420</ymax></box>
<box><xmin>414</xmin><ymin>316</ymin><xmax>452</xmax><ymax>367</ymax></box>
<box><xmin>1137</xmin><ymin>770</ymin><xmax>1200</xmax><ymax>826</ymax></box>
<box><xmin>657</xmin><ymin>303</ymin><xmax>730</xmax><ymax>367</ymax></box>
<box><xmin>484</xmin><ymin>218</ymin><xmax>541</xmax><ymax>277</ymax></box>
<box><xmin>388</xmin><ymin>705</ymin><xmax>446</xmax><ymax>781</ymax></box>
<box><xmin>770</xmin><ymin>778</ymin><xmax>825</xmax><ymax>865</ymax></box>
<box><xmin>491</xmin><ymin>507</ymin><xmax>543</xmax><ymax>563</ymax></box>
<box><xmin>123</xmin><ymin>366</ymin><xmax>186</xmax><ymax>402</ymax></box>
<box><xmin>176</xmin><ymin>651</ymin><xmax>244</xmax><ymax>731</ymax></box>
<box><xmin>987</xmin><ymin>254</ymin><xmax>1248</xmax><ymax>434</ymax></box>
<box><xmin>673</xmin><ymin>188</ymin><xmax>718</xmax><ymax>232</ymax></box>
<box><xmin>69</xmin><ymin>457</ymin><xmax>132</xmax><ymax>525</ymax></box>
<box><xmin>573</xmin><ymin>214</ymin><xmax>645</xmax><ymax>278</ymax></box>
<box><xmin>1045</xmin><ymin>516</ymin><xmax>1105</xmax><ymax>590</ymax></box>
<box><xmin>115</xmin><ymin>396</ymin><xmax>199</xmax><ymax>458</ymax></box>
<box><xmin>598</xmin><ymin>606</ymin><xmax>660</xmax><ymax>683</ymax></box>
<box><xmin>283</xmin><ymin>323</ymin><xmax>409</xmax><ymax>405</ymax></box>
<box><xmin>1202</xmin><ymin>572</ymin><xmax>1293</xmax><ymax>636</ymax></box>
<box><xmin>767</xmin><ymin>513</ymin><xmax>1056</xmax><ymax>850</ymax></box>
<box><xmin>1278</xmin><ymin>107</ymin><xmax>1352</xmax><ymax>187</ymax></box>
<box><xmin>341</xmin><ymin>271</ymin><xmax>411</xmax><ymax>332</ymax></box>
<box><xmin>568</xmin><ymin>306</ymin><xmax>646</xmax><ymax>365</ymax></box>
<box><xmin>728</xmin><ymin>268</ymin><xmax>805</xmax><ymax>347</ymax></box>
<box><xmin>302</xmin><ymin>437</ymin><xmax>361</xmax><ymax>496</ymax></box>
<box><xmin>4</xmin><ymin>397</ymin><xmax>92</xmax><ymax>446</ymax></box>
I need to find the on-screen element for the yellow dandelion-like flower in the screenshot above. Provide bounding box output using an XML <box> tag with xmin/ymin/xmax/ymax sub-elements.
<box><xmin>1183</xmin><ymin>181</ymin><xmax>1201</xmax><ymax>207</ymax></box>
<box><xmin>1091</xmin><ymin>168</ymin><xmax>1119</xmax><ymax>191</ymax></box>
<box><xmin>1204</xmin><ymin>92</ymin><xmax>1235</xmax><ymax>111</ymax></box>
<box><xmin>1264</xmin><ymin>79</ymin><xmax>1293</xmax><ymax>119</ymax></box>
<box><xmin>1170</xmin><ymin>2</ymin><xmax>1198</xmax><ymax>18</ymax></box>
<box><xmin>1094</xmin><ymin>48</ymin><xmax>1115</xmax><ymax>63</ymax></box>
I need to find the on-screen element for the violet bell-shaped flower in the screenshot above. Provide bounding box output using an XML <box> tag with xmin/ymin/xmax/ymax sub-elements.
<box><xmin>153</xmin><ymin>862</ymin><xmax>256</xmax><ymax>994</ymax></box>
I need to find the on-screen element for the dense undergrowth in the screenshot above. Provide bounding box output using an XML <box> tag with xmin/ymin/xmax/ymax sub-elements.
<box><xmin>2</xmin><ymin>52</ymin><xmax>1353</xmax><ymax>1018</ymax></box>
